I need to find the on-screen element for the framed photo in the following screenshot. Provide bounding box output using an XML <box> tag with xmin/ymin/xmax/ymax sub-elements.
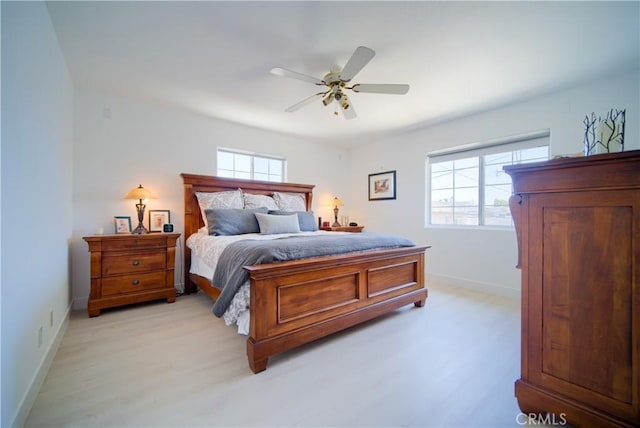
<box><xmin>114</xmin><ymin>216</ymin><xmax>132</xmax><ymax>234</ymax></box>
<box><xmin>368</xmin><ymin>170</ymin><xmax>397</xmax><ymax>201</ymax></box>
<box><xmin>149</xmin><ymin>210</ymin><xmax>170</xmax><ymax>232</ymax></box>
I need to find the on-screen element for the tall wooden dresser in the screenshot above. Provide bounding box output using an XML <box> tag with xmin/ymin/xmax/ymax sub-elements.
<box><xmin>83</xmin><ymin>233</ymin><xmax>180</xmax><ymax>317</ymax></box>
<box><xmin>504</xmin><ymin>150</ymin><xmax>639</xmax><ymax>427</ymax></box>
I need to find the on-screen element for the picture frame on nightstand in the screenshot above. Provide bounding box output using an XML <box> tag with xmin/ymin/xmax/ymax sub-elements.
<box><xmin>149</xmin><ymin>210</ymin><xmax>170</xmax><ymax>232</ymax></box>
<box><xmin>114</xmin><ymin>216</ymin><xmax>132</xmax><ymax>234</ymax></box>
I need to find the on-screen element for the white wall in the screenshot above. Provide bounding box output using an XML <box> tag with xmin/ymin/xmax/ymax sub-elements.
<box><xmin>71</xmin><ymin>91</ymin><xmax>350</xmax><ymax>307</ymax></box>
<box><xmin>1</xmin><ymin>2</ymin><xmax>74</xmax><ymax>426</ymax></box>
<box><xmin>71</xmin><ymin>70</ymin><xmax>639</xmax><ymax>307</ymax></box>
<box><xmin>346</xmin><ymin>70</ymin><xmax>639</xmax><ymax>295</ymax></box>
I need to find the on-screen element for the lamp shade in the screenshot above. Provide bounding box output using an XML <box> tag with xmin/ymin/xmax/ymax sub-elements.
<box><xmin>124</xmin><ymin>184</ymin><xmax>155</xmax><ymax>201</ymax></box>
<box><xmin>333</xmin><ymin>197</ymin><xmax>344</xmax><ymax>208</ymax></box>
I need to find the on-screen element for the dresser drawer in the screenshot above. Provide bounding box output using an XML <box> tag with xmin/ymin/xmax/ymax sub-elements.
<box><xmin>102</xmin><ymin>237</ymin><xmax>167</xmax><ymax>251</ymax></box>
<box><xmin>101</xmin><ymin>271</ymin><xmax>167</xmax><ymax>296</ymax></box>
<box><xmin>102</xmin><ymin>251</ymin><xmax>165</xmax><ymax>275</ymax></box>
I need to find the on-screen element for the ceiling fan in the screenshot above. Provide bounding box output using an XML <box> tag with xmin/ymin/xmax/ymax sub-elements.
<box><xmin>271</xmin><ymin>46</ymin><xmax>409</xmax><ymax>120</ymax></box>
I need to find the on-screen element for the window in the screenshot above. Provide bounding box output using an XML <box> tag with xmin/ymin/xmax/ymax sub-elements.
<box><xmin>427</xmin><ymin>132</ymin><xmax>549</xmax><ymax>227</ymax></box>
<box><xmin>217</xmin><ymin>149</ymin><xmax>285</xmax><ymax>182</ymax></box>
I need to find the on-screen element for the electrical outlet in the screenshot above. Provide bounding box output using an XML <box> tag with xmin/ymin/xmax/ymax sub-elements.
<box><xmin>38</xmin><ymin>327</ymin><xmax>43</xmax><ymax>348</ymax></box>
<box><xmin>50</xmin><ymin>311</ymin><xmax>54</xmax><ymax>327</ymax></box>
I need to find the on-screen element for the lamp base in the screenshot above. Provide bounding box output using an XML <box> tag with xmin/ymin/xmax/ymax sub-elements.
<box><xmin>132</xmin><ymin>202</ymin><xmax>148</xmax><ymax>234</ymax></box>
<box><xmin>131</xmin><ymin>223</ymin><xmax>148</xmax><ymax>234</ymax></box>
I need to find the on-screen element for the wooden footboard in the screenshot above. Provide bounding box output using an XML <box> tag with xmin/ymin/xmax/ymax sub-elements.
<box><xmin>244</xmin><ymin>245</ymin><xmax>428</xmax><ymax>373</ymax></box>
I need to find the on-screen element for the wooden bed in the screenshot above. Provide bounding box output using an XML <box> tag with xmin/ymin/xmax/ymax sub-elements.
<box><xmin>181</xmin><ymin>173</ymin><xmax>429</xmax><ymax>373</ymax></box>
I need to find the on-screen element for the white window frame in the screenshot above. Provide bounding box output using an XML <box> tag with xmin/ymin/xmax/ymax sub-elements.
<box><xmin>426</xmin><ymin>130</ymin><xmax>550</xmax><ymax>228</ymax></box>
<box><xmin>217</xmin><ymin>148</ymin><xmax>286</xmax><ymax>182</ymax></box>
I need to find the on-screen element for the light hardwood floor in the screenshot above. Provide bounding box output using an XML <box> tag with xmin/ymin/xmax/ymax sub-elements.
<box><xmin>25</xmin><ymin>282</ymin><xmax>529</xmax><ymax>427</ymax></box>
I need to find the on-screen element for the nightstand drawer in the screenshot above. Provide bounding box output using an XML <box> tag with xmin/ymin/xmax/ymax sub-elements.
<box><xmin>102</xmin><ymin>252</ymin><xmax>165</xmax><ymax>275</ymax></box>
<box><xmin>102</xmin><ymin>237</ymin><xmax>167</xmax><ymax>251</ymax></box>
<box><xmin>102</xmin><ymin>271</ymin><xmax>166</xmax><ymax>296</ymax></box>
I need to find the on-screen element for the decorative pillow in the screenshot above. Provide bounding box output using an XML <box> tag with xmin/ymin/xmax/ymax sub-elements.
<box><xmin>269</xmin><ymin>210</ymin><xmax>318</xmax><ymax>232</ymax></box>
<box><xmin>255</xmin><ymin>213</ymin><xmax>301</xmax><ymax>235</ymax></box>
<box><xmin>243</xmin><ymin>192</ymin><xmax>278</xmax><ymax>210</ymax></box>
<box><xmin>273</xmin><ymin>192</ymin><xmax>306</xmax><ymax>211</ymax></box>
<box><xmin>205</xmin><ymin>207</ymin><xmax>268</xmax><ymax>236</ymax></box>
<box><xmin>196</xmin><ymin>190</ymin><xmax>243</xmax><ymax>228</ymax></box>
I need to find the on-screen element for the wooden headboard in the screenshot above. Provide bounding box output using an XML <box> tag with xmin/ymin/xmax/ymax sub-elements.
<box><xmin>180</xmin><ymin>173</ymin><xmax>315</xmax><ymax>293</ymax></box>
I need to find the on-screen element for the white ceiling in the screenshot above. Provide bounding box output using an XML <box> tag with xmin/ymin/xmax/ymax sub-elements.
<box><xmin>47</xmin><ymin>1</ymin><xmax>639</xmax><ymax>144</ymax></box>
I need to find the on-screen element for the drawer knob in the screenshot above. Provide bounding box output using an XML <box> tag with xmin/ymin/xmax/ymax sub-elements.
<box><xmin>132</xmin><ymin>260</ymin><xmax>140</xmax><ymax>266</ymax></box>
<box><xmin>132</xmin><ymin>279</ymin><xmax>140</xmax><ymax>286</ymax></box>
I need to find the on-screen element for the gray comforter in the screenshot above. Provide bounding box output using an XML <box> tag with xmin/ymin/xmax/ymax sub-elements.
<box><xmin>211</xmin><ymin>232</ymin><xmax>415</xmax><ymax>316</ymax></box>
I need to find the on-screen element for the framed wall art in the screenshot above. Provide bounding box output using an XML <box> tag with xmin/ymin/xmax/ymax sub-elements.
<box><xmin>114</xmin><ymin>216</ymin><xmax>132</xmax><ymax>234</ymax></box>
<box><xmin>149</xmin><ymin>210</ymin><xmax>170</xmax><ymax>232</ymax></box>
<box><xmin>368</xmin><ymin>170</ymin><xmax>396</xmax><ymax>201</ymax></box>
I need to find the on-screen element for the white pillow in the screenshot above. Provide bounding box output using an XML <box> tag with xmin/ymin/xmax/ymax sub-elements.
<box><xmin>255</xmin><ymin>213</ymin><xmax>301</xmax><ymax>235</ymax></box>
<box><xmin>195</xmin><ymin>190</ymin><xmax>243</xmax><ymax>228</ymax></box>
<box><xmin>273</xmin><ymin>192</ymin><xmax>306</xmax><ymax>211</ymax></box>
<box><xmin>243</xmin><ymin>192</ymin><xmax>278</xmax><ymax>210</ymax></box>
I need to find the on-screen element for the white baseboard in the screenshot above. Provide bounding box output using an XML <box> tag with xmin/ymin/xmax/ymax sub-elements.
<box><xmin>12</xmin><ymin>303</ymin><xmax>71</xmax><ymax>427</ymax></box>
<box><xmin>427</xmin><ymin>273</ymin><xmax>521</xmax><ymax>299</ymax></box>
<box><xmin>175</xmin><ymin>281</ymin><xmax>185</xmax><ymax>294</ymax></box>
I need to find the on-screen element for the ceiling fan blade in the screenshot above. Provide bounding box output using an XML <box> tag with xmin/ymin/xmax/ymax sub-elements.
<box><xmin>339</xmin><ymin>46</ymin><xmax>375</xmax><ymax>82</ymax></box>
<box><xmin>284</xmin><ymin>92</ymin><xmax>325</xmax><ymax>112</ymax></box>
<box><xmin>339</xmin><ymin>94</ymin><xmax>357</xmax><ymax>120</ymax></box>
<box><xmin>271</xmin><ymin>67</ymin><xmax>325</xmax><ymax>85</ymax></box>
<box><xmin>351</xmin><ymin>83</ymin><xmax>410</xmax><ymax>95</ymax></box>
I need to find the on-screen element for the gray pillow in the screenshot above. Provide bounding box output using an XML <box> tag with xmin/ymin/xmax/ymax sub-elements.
<box><xmin>269</xmin><ymin>210</ymin><xmax>318</xmax><ymax>231</ymax></box>
<box><xmin>205</xmin><ymin>207</ymin><xmax>268</xmax><ymax>236</ymax></box>
<box><xmin>255</xmin><ymin>213</ymin><xmax>301</xmax><ymax>235</ymax></box>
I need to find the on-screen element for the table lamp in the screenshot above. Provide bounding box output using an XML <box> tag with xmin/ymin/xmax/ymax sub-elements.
<box><xmin>332</xmin><ymin>197</ymin><xmax>344</xmax><ymax>227</ymax></box>
<box><xmin>124</xmin><ymin>184</ymin><xmax>155</xmax><ymax>234</ymax></box>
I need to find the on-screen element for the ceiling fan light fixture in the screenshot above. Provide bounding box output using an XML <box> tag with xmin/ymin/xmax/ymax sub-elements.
<box><xmin>339</xmin><ymin>93</ymin><xmax>350</xmax><ymax>110</ymax></box>
<box><xmin>322</xmin><ymin>92</ymin><xmax>334</xmax><ymax>106</ymax></box>
<box><xmin>339</xmin><ymin>93</ymin><xmax>356</xmax><ymax>120</ymax></box>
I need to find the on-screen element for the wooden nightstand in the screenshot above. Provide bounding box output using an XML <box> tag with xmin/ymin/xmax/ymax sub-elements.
<box><xmin>320</xmin><ymin>226</ymin><xmax>364</xmax><ymax>233</ymax></box>
<box><xmin>83</xmin><ymin>233</ymin><xmax>180</xmax><ymax>317</ymax></box>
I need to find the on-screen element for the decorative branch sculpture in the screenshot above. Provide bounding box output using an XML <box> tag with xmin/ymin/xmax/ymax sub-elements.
<box><xmin>584</xmin><ymin>109</ymin><xmax>625</xmax><ymax>155</ymax></box>
<box><xmin>583</xmin><ymin>113</ymin><xmax>598</xmax><ymax>155</ymax></box>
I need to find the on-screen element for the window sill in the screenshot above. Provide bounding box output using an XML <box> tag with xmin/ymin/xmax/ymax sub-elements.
<box><xmin>425</xmin><ymin>224</ymin><xmax>515</xmax><ymax>232</ymax></box>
